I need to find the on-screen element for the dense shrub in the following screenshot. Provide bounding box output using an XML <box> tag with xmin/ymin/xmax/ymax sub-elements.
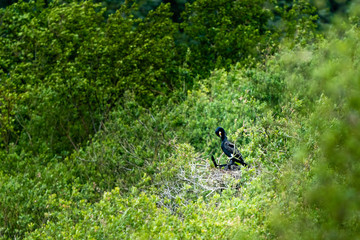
<box><xmin>267</xmin><ymin>18</ymin><xmax>360</xmax><ymax>239</ymax></box>
<box><xmin>0</xmin><ymin>53</ymin><xmax>296</xmax><ymax>238</ymax></box>
<box><xmin>40</xmin><ymin>12</ymin><xmax>360</xmax><ymax>239</ymax></box>
<box><xmin>0</xmin><ymin>0</ymin><xmax>319</xmax><ymax>155</ymax></box>
<box><xmin>5</xmin><ymin>58</ymin><xmax>293</xmax><ymax>239</ymax></box>
<box><xmin>0</xmin><ymin>0</ymin><xmax>180</xmax><ymax>154</ymax></box>
<box><xmin>180</xmin><ymin>0</ymin><xmax>319</xmax><ymax>76</ymax></box>
<box><xmin>4</xmin><ymin>0</ymin><xmax>359</xmax><ymax>239</ymax></box>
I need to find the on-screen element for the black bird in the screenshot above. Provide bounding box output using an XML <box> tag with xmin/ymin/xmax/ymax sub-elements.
<box><xmin>214</xmin><ymin>127</ymin><xmax>248</xmax><ymax>169</ymax></box>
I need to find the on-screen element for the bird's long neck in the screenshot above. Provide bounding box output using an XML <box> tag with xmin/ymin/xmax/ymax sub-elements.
<box><xmin>221</xmin><ymin>135</ymin><xmax>227</xmax><ymax>142</ymax></box>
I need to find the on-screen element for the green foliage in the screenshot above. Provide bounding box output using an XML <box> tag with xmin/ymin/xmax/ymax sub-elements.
<box><xmin>0</xmin><ymin>0</ymin><xmax>320</xmax><ymax>155</ymax></box>
<box><xmin>0</xmin><ymin>0</ymin><xmax>180</xmax><ymax>154</ymax></box>
<box><xmin>0</xmin><ymin>50</ymin><xmax>295</xmax><ymax>238</ymax></box>
<box><xmin>181</xmin><ymin>0</ymin><xmax>273</xmax><ymax>75</ymax></box>
<box><xmin>9</xmin><ymin>58</ymin><xmax>293</xmax><ymax>239</ymax></box>
<box><xmin>68</xmin><ymin>65</ymin><xmax>293</xmax><ymax>193</ymax></box>
<box><xmin>272</xmin><ymin>0</ymin><xmax>319</xmax><ymax>45</ymax></box>
<box><xmin>180</xmin><ymin>0</ymin><xmax>319</xmax><ymax>77</ymax></box>
<box><xmin>3</xmin><ymin>0</ymin><xmax>360</xmax><ymax>239</ymax></box>
<box><xmin>267</xmin><ymin>19</ymin><xmax>360</xmax><ymax>239</ymax></box>
<box><xmin>26</xmin><ymin>187</ymin><xmax>238</xmax><ymax>239</ymax></box>
<box><xmin>0</xmin><ymin>151</ymin><xmax>99</xmax><ymax>239</ymax></box>
<box><xmin>0</xmin><ymin>73</ymin><xmax>17</xmax><ymax>150</ymax></box>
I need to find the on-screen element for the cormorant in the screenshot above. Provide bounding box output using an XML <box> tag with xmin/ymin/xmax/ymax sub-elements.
<box><xmin>213</xmin><ymin>127</ymin><xmax>248</xmax><ymax>169</ymax></box>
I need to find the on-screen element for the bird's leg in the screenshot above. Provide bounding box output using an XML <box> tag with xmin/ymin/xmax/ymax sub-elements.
<box><xmin>219</xmin><ymin>164</ymin><xmax>229</xmax><ymax>169</ymax></box>
<box><xmin>224</xmin><ymin>159</ymin><xmax>235</xmax><ymax>170</ymax></box>
<box><xmin>211</xmin><ymin>156</ymin><xmax>244</xmax><ymax>170</ymax></box>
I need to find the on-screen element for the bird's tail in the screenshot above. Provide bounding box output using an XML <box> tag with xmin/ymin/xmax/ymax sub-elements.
<box><xmin>211</xmin><ymin>155</ymin><xmax>218</xmax><ymax>168</ymax></box>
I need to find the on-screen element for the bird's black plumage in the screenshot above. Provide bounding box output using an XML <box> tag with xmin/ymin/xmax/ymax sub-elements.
<box><xmin>215</xmin><ymin>127</ymin><xmax>248</xmax><ymax>168</ymax></box>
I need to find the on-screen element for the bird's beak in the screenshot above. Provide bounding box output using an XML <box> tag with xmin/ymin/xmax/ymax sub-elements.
<box><xmin>219</xmin><ymin>132</ymin><xmax>222</xmax><ymax>137</ymax></box>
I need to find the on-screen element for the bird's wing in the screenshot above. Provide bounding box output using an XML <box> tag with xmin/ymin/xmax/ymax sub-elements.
<box><xmin>223</xmin><ymin>140</ymin><xmax>239</xmax><ymax>156</ymax></box>
<box><xmin>225</xmin><ymin>140</ymin><xmax>244</xmax><ymax>158</ymax></box>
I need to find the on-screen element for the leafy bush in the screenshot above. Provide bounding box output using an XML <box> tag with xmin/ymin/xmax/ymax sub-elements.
<box><xmin>0</xmin><ymin>0</ymin><xmax>320</xmax><ymax>155</ymax></box>
<box><xmin>26</xmin><ymin>187</ymin><xmax>240</xmax><ymax>239</ymax></box>
<box><xmin>14</xmin><ymin>58</ymin><xmax>296</xmax><ymax>239</ymax></box>
<box><xmin>180</xmin><ymin>0</ymin><xmax>319</xmax><ymax>76</ymax></box>
<box><xmin>5</xmin><ymin>0</ymin><xmax>359</xmax><ymax>239</ymax></box>
<box><xmin>267</xmin><ymin>18</ymin><xmax>360</xmax><ymax>239</ymax></box>
<box><xmin>0</xmin><ymin>0</ymin><xmax>180</xmax><ymax>154</ymax></box>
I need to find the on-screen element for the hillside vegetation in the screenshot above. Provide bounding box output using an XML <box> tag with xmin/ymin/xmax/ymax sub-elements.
<box><xmin>0</xmin><ymin>0</ymin><xmax>360</xmax><ymax>239</ymax></box>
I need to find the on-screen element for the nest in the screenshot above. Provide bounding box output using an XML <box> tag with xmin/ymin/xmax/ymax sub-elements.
<box><xmin>154</xmin><ymin>154</ymin><xmax>248</xmax><ymax>213</ymax></box>
<box><xmin>190</xmin><ymin>157</ymin><xmax>243</xmax><ymax>190</ymax></box>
